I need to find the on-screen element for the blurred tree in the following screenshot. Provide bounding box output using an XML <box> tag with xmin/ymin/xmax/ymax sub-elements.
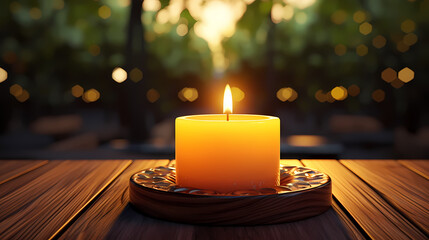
<box><xmin>0</xmin><ymin>0</ymin><xmax>428</xmax><ymax>134</ymax></box>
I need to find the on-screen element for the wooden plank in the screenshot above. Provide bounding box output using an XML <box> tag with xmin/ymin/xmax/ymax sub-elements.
<box><xmin>0</xmin><ymin>160</ymin><xmax>48</xmax><ymax>185</ymax></box>
<box><xmin>341</xmin><ymin>160</ymin><xmax>429</xmax><ymax>234</ymax></box>
<box><xmin>178</xmin><ymin>160</ymin><xmax>363</xmax><ymax>239</ymax></box>
<box><xmin>194</xmin><ymin>159</ymin><xmax>365</xmax><ymax>239</ymax></box>
<box><xmin>0</xmin><ymin>160</ymin><xmax>131</xmax><ymax>240</ymax></box>
<box><xmin>169</xmin><ymin>159</ymin><xmax>176</xmax><ymax>167</ymax></box>
<box><xmin>398</xmin><ymin>160</ymin><xmax>429</xmax><ymax>180</ymax></box>
<box><xmin>62</xmin><ymin>159</ymin><xmax>363</xmax><ymax>240</ymax></box>
<box><xmin>0</xmin><ymin>161</ymin><xmax>63</xmax><ymax>200</ymax></box>
<box><xmin>280</xmin><ymin>159</ymin><xmax>301</xmax><ymax>166</ymax></box>
<box><xmin>58</xmin><ymin>160</ymin><xmax>170</xmax><ymax>240</ymax></box>
<box><xmin>331</xmin><ymin>201</ymin><xmax>367</xmax><ymax>240</ymax></box>
<box><xmin>192</xmin><ymin>207</ymin><xmax>360</xmax><ymax>240</ymax></box>
<box><xmin>61</xmin><ymin>159</ymin><xmax>194</xmax><ymax>239</ymax></box>
<box><xmin>285</xmin><ymin>159</ymin><xmax>365</xmax><ymax>240</ymax></box>
<box><xmin>302</xmin><ymin>159</ymin><xmax>426</xmax><ymax>239</ymax></box>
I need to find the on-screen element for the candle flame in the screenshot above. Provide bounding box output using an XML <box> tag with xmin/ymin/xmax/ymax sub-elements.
<box><xmin>223</xmin><ymin>84</ymin><xmax>233</xmax><ymax>114</ymax></box>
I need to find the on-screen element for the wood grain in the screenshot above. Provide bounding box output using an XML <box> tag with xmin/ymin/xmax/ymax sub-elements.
<box><xmin>284</xmin><ymin>159</ymin><xmax>365</xmax><ymax>239</ymax></box>
<box><xmin>280</xmin><ymin>159</ymin><xmax>301</xmax><ymax>166</ymax></box>
<box><xmin>191</xmin><ymin>160</ymin><xmax>360</xmax><ymax>239</ymax></box>
<box><xmin>0</xmin><ymin>160</ymin><xmax>48</xmax><ymax>185</ymax></box>
<box><xmin>0</xmin><ymin>161</ymin><xmax>63</xmax><ymax>200</ymax></box>
<box><xmin>0</xmin><ymin>160</ymin><xmax>131</xmax><ymax>240</ymax></box>
<box><xmin>59</xmin><ymin>159</ymin><xmax>170</xmax><ymax>240</ymax></box>
<box><xmin>192</xmin><ymin>205</ymin><xmax>358</xmax><ymax>240</ymax></box>
<box><xmin>341</xmin><ymin>160</ymin><xmax>429</xmax><ymax>234</ymax></box>
<box><xmin>398</xmin><ymin>160</ymin><xmax>429</xmax><ymax>180</ymax></box>
<box><xmin>302</xmin><ymin>159</ymin><xmax>426</xmax><ymax>239</ymax></box>
<box><xmin>62</xmin><ymin>159</ymin><xmax>362</xmax><ymax>240</ymax></box>
<box><xmin>169</xmin><ymin>159</ymin><xmax>176</xmax><ymax>167</ymax></box>
<box><xmin>290</xmin><ymin>160</ymin><xmax>365</xmax><ymax>239</ymax></box>
<box><xmin>131</xmin><ymin>158</ymin><xmax>332</xmax><ymax>225</ymax></box>
<box><xmin>130</xmin><ymin>178</ymin><xmax>331</xmax><ymax>225</ymax></box>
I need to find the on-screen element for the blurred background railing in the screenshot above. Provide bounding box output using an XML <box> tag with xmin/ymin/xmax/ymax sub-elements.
<box><xmin>0</xmin><ymin>0</ymin><xmax>428</xmax><ymax>159</ymax></box>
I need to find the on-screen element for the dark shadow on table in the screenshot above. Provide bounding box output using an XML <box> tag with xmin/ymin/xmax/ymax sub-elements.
<box><xmin>105</xmin><ymin>202</ymin><xmax>360</xmax><ymax>240</ymax></box>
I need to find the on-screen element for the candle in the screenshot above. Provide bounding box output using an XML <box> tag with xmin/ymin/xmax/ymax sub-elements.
<box><xmin>175</xmin><ymin>85</ymin><xmax>280</xmax><ymax>192</ymax></box>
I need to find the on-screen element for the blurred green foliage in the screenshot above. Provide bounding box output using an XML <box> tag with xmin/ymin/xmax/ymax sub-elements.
<box><xmin>0</xmin><ymin>0</ymin><xmax>428</xmax><ymax>119</ymax></box>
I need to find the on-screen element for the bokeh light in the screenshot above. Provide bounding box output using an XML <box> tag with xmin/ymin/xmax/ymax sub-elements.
<box><xmin>315</xmin><ymin>90</ymin><xmax>326</xmax><ymax>102</ymax></box>
<box><xmin>16</xmin><ymin>89</ymin><xmax>30</xmax><ymax>103</ymax></box>
<box><xmin>403</xmin><ymin>33</ymin><xmax>418</xmax><ymax>46</ymax></box>
<box><xmin>331</xmin><ymin>10</ymin><xmax>347</xmax><ymax>25</ymax></box>
<box><xmin>231</xmin><ymin>87</ymin><xmax>245</xmax><ymax>102</ymax></box>
<box><xmin>179</xmin><ymin>88</ymin><xmax>198</xmax><ymax>102</ymax></box>
<box><xmin>53</xmin><ymin>0</ymin><xmax>64</xmax><ymax>10</ymax></box>
<box><xmin>190</xmin><ymin>0</ymin><xmax>246</xmax><ymax>72</ymax></box>
<box><xmin>372</xmin><ymin>89</ymin><xmax>385</xmax><ymax>103</ymax></box>
<box><xmin>98</xmin><ymin>5</ymin><xmax>111</xmax><ymax>20</ymax></box>
<box><xmin>176</xmin><ymin>24</ymin><xmax>188</xmax><ymax>36</ymax></box>
<box><xmin>381</xmin><ymin>68</ymin><xmax>397</xmax><ymax>83</ymax></box>
<box><xmin>271</xmin><ymin>3</ymin><xmax>295</xmax><ymax>23</ymax></box>
<box><xmin>289</xmin><ymin>89</ymin><xmax>298</xmax><ymax>102</ymax></box>
<box><xmin>271</xmin><ymin>3</ymin><xmax>284</xmax><ymax>24</ymax></box>
<box><xmin>146</xmin><ymin>88</ymin><xmax>160</xmax><ymax>103</ymax></box>
<box><xmin>10</xmin><ymin>84</ymin><xmax>23</xmax><ymax>97</ymax></box>
<box><xmin>10</xmin><ymin>83</ymin><xmax>30</xmax><ymax>102</ymax></box>
<box><xmin>334</xmin><ymin>44</ymin><xmax>346</xmax><ymax>56</ymax></box>
<box><xmin>326</xmin><ymin>91</ymin><xmax>335</xmax><ymax>103</ymax></box>
<box><xmin>391</xmin><ymin>78</ymin><xmax>404</xmax><ymax>88</ymax></box>
<box><xmin>287</xmin><ymin>135</ymin><xmax>327</xmax><ymax>147</ymax></box>
<box><xmin>29</xmin><ymin>7</ymin><xmax>42</xmax><ymax>20</ymax></box>
<box><xmin>285</xmin><ymin>0</ymin><xmax>316</xmax><ymax>9</ymax></box>
<box><xmin>283</xmin><ymin>6</ymin><xmax>294</xmax><ymax>21</ymax></box>
<box><xmin>112</xmin><ymin>67</ymin><xmax>127</xmax><ymax>83</ymax></box>
<box><xmin>71</xmin><ymin>85</ymin><xmax>84</xmax><ymax>98</ymax></box>
<box><xmin>372</xmin><ymin>35</ymin><xmax>386</xmax><ymax>49</ymax></box>
<box><xmin>0</xmin><ymin>67</ymin><xmax>7</xmax><ymax>83</ymax></box>
<box><xmin>331</xmin><ymin>86</ymin><xmax>348</xmax><ymax>101</ymax></box>
<box><xmin>356</xmin><ymin>44</ymin><xmax>368</xmax><ymax>56</ymax></box>
<box><xmin>143</xmin><ymin>0</ymin><xmax>161</xmax><ymax>12</ymax></box>
<box><xmin>398</xmin><ymin>67</ymin><xmax>414</xmax><ymax>83</ymax></box>
<box><xmin>353</xmin><ymin>11</ymin><xmax>366</xmax><ymax>23</ymax></box>
<box><xmin>396</xmin><ymin>41</ymin><xmax>409</xmax><ymax>53</ymax></box>
<box><xmin>156</xmin><ymin>9</ymin><xmax>169</xmax><ymax>24</ymax></box>
<box><xmin>277</xmin><ymin>88</ymin><xmax>295</xmax><ymax>102</ymax></box>
<box><xmin>130</xmin><ymin>68</ymin><xmax>143</xmax><ymax>83</ymax></box>
<box><xmin>194</xmin><ymin>1</ymin><xmax>243</xmax><ymax>46</ymax></box>
<box><xmin>83</xmin><ymin>89</ymin><xmax>100</xmax><ymax>103</ymax></box>
<box><xmin>359</xmin><ymin>22</ymin><xmax>372</xmax><ymax>35</ymax></box>
<box><xmin>10</xmin><ymin>2</ymin><xmax>21</xmax><ymax>13</ymax></box>
<box><xmin>401</xmin><ymin>19</ymin><xmax>416</xmax><ymax>33</ymax></box>
<box><xmin>347</xmin><ymin>85</ymin><xmax>360</xmax><ymax>96</ymax></box>
<box><xmin>117</xmin><ymin>0</ymin><xmax>130</xmax><ymax>8</ymax></box>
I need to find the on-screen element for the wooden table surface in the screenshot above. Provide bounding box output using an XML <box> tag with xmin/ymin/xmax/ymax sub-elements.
<box><xmin>0</xmin><ymin>159</ymin><xmax>427</xmax><ymax>240</ymax></box>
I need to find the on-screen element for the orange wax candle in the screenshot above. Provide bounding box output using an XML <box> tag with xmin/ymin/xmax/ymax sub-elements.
<box><xmin>175</xmin><ymin>85</ymin><xmax>280</xmax><ymax>192</ymax></box>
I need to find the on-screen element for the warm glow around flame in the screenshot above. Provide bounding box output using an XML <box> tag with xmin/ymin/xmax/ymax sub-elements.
<box><xmin>223</xmin><ymin>84</ymin><xmax>233</xmax><ymax>114</ymax></box>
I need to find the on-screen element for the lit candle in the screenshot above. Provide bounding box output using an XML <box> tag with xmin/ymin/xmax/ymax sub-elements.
<box><xmin>175</xmin><ymin>85</ymin><xmax>280</xmax><ymax>192</ymax></box>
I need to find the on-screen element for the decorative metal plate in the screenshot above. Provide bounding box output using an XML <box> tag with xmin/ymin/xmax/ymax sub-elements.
<box><xmin>131</xmin><ymin>165</ymin><xmax>330</xmax><ymax>196</ymax></box>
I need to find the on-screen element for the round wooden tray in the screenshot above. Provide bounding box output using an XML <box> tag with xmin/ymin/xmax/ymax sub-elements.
<box><xmin>129</xmin><ymin>165</ymin><xmax>332</xmax><ymax>225</ymax></box>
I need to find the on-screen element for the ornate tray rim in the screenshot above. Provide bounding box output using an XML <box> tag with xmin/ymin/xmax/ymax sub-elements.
<box><xmin>129</xmin><ymin>165</ymin><xmax>331</xmax><ymax>198</ymax></box>
<box><xmin>129</xmin><ymin>165</ymin><xmax>332</xmax><ymax>225</ymax></box>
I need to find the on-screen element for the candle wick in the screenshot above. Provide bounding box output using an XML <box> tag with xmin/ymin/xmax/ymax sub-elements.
<box><xmin>227</xmin><ymin>113</ymin><xmax>229</xmax><ymax>121</ymax></box>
